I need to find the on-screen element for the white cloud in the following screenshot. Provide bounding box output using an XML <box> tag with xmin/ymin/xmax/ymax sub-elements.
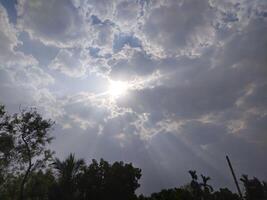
<box><xmin>114</xmin><ymin>0</ymin><xmax>141</xmax><ymax>31</ymax></box>
<box><xmin>49</xmin><ymin>49</ymin><xmax>88</xmax><ymax>77</ymax></box>
<box><xmin>81</xmin><ymin>0</ymin><xmax>115</xmax><ymax>20</ymax></box>
<box><xmin>0</xmin><ymin>5</ymin><xmax>37</xmax><ymax>66</ymax></box>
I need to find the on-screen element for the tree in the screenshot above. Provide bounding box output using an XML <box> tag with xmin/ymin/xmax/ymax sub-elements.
<box><xmin>24</xmin><ymin>169</ymin><xmax>55</xmax><ymax>200</ymax></box>
<box><xmin>51</xmin><ymin>153</ymin><xmax>85</xmax><ymax>200</ymax></box>
<box><xmin>240</xmin><ymin>174</ymin><xmax>267</xmax><ymax>200</ymax></box>
<box><xmin>76</xmin><ymin>159</ymin><xmax>142</xmax><ymax>200</ymax></box>
<box><xmin>105</xmin><ymin>160</ymin><xmax>142</xmax><ymax>200</ymax></box>
<box><xmin>213</xmin><ymin>188</ymin><xmax>240</xmax><ymax>200</ymax></box>
<box><xmin>200</xmin><ymin>174</ymin><xmax>213</xmax><ymax>200</ymax></box>
<box><xmin>188</xmin><ymin>170</ymin><xmax>215</xmax><ymax>200</ymax></box>
<box><xmin>0</xmin><ymin>105</ymin><xmax>54</xmax><ymax>200</ymax></box>
<box><xmin>188</xmin><ymin>170</ymin><xmax>202</xmax><ymax>199</ymax></box>
<box><xmin>0</xmin><ymin>105</ymin><xmax>14</xmax><ymax>189</ymax></box>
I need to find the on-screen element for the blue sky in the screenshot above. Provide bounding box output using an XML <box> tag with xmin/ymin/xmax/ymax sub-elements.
<box><xmin>0</xmin><ymin>0</ymin><xmax>267</xmax><ymax>194</ymax></box>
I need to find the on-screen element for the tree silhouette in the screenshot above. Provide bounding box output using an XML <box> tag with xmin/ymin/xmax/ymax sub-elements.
<box><xmin>189</xmin><ymin>170</ymin><xmax>202</xmax><ymax>199</ymax></box>
<box><xmin>24</xmin><ymin>170</ymin><xmax>55</xmax><ymax>199</ymax></box>
<box><xmin>0</xmin><ymin>105</ymin><xmax>14</xmax><ymax>189</ymax></box>
<box><xmin>213</xmin><ymin>188</ymin><xmax>240</xmax><ymax>200</ymax></box>
<box><xmin>240</xmin><ymin>174</ymin><xmax>267</xmax><ymax>200</ymax></box>
<box><xmin>188</xmin><ymin>171</ymin><xmax>214</xmax><ymax>200</ymax></box>
<box><xmin>0</xmin><ymin>105</ymin><xmax>54</xmax><ymax>200</ymax></box>
<box><xmin>51</xmin><ymin>153</ymin><xmax>85</xmax><ymax>200</ymax></box>
<box><xmin>76</xmin><ymin>158</ymin><xmax>142</xmax><ymax>200</ymax></box>
<box><xmin>200</xmin><ymin>174</ymin><xmax>213</xmax><ymax>200</ymax></box>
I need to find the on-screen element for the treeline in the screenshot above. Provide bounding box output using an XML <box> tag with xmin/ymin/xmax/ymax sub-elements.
<box><xmin>140</xmin><ymin>172</ymin><xmax>267</xmax><ymax>200</ymax></box>
<box><xmin>0</xmin><ymin>105</ymin><xmax>266</xmax><ymax>200</ymax></box>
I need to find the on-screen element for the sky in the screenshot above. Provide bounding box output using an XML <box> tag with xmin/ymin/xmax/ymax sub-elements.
<box><xmin>0</xmin><ymin>0</ymin><xmax>267</xmax><ymax>195</ymax></box>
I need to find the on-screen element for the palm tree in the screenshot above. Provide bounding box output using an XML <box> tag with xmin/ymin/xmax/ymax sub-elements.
<box><xmin>52</xmin><ymin>154</ymin><xmax>85</xmax><ymax>200</ymax></box>
<box><xmin>200</xmin><ymin>174</ymin><xmax>213</xmax><ymax>193</ymax></box>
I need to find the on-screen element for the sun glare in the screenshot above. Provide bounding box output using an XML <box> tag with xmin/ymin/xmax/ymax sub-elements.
<box><xmin>108</xmin><ymin>80</ymin><xmax>129</xmax><ymax>98</ymax></box>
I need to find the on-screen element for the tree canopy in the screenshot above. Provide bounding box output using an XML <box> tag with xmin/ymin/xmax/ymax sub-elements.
<box><xmin>0</xmin><ymin>105</ymin><xmax>54</xmax><ymax>200</ymax></box>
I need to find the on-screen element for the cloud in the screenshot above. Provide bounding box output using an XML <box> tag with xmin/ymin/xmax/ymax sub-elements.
<box><xmin>117</xmin><ymin>78</ymin><xmax>239</xmax><ymax>120</ymax></box>
<box><xmin>0</xmin><ymin>5</ymin><xmax>56</xmax><ymax>116</ymax></box>
<box><xmin>239</xmin><ymin>114</ymin><xmax>267</xmax><ymax>143</ymax></box>
<box><xmin>89</xmin><ymin>24</ymin><xmax>117</xmax><ymax>58</ymax></box>
<box><xmin>109</xmin><ymin>48</ymin><xmax>157</xmax><ymax>80</ymax></box>
<box><xmin>114</xmin><ymin>0</ymin><xmax>141</xmax><ymax>30</ymax></box>
<box><xmin>17</xmin><ymin>0</ymin><xmax>88</xmax><ymax>47</ymax></box>
<box><xmin>81</xmin><ymin>0</ymin><xmax>115</xmax><ymax>21</ymax></box>
<box><xmin>0</xmin><ymin>5</ymin><xmax>37</xmax><ymax>66</ymax></box>
<box><xmin>179</xmin><ymin>120</ymin><xmax>225</xmax><ymax>145</ymax></box>
<box><xmin>0</xmin><ymin>64</ymin><xmax>57</xmax><ymax>118</ymax></box>
<box><xmin>139</xmin><ymin>0</ymin><xmax>215</xmax><ymax>56</ymax></box>
<box><xmin>49</xmin><ymin>49</ymin><xmax>88</xmax><ymax>77</ymax></box>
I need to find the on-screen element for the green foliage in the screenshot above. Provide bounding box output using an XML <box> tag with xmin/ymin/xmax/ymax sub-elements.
<box><xmin>0</xmin><ymin>173</ymin><xmax>21</xmax><ymax>200</ymax></box>
<box><xmin>0</xmin><ymin>105</ymin><xmax>14</xmax><ymax>184</ymax></box>
<box><xmin>24</xmin><ymin>170</ymin><xmax>55</xmax><ymax>200</ymax></box>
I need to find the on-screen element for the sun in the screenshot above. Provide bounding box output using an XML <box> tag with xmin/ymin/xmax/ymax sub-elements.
<box><xmin>108</xmin><ymin>80</ymin><xmax>129</xmax><ymax>98</ymax></box>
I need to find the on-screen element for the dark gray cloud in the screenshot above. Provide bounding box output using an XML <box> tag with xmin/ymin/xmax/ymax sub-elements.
<box><xmin>17</xmin><ymin>0</ymin><xmax>88</xmax><ymax>47</ymax></box>
<box><xmin>141</xmin><ymin>0</ymin><xmax>215</xmax><ymax>55</ymax></box>
<box><xmin>110</xmin><ymin>49</ymin><xmax>157</xmax><ymax>79</ymax></box>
